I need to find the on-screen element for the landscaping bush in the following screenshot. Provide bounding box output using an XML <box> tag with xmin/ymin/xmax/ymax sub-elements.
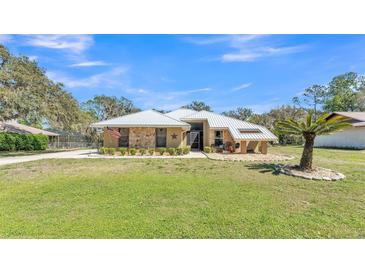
<box><xmin>176</xmin><ymin>147</ymin><xmax>183</xmax><ymax>155</ymax></box>
<box><xmin>118</xmin><ymin>147</ymin><xmax>127</xmax><ymax>156</ymax></box>
<box><xmin>129</xmin><ymin>148</ymin><xmax>137</xmax><ymax>155</ymax></box>
<box><xmin>203</xmin><ymin>146</ymin><xmax>212</xmax><ymax>153</ymax></box>
<box><xmin>157</xmin><ymin>148</ymin><xmax>166</xmax><ymax>156</ymax></box>
<box><xmin>108</xmin><ymin>148</ymin><xmax>116</xmax><ymax>155</ymax></box>
<box><xmin>167</xmin><ymin>147</ymin><xmax>176</xmax><ymax>156</ymax></box>
<box><xmin>99</xmin><ymin>147</ymin><xmax>106</xmax><ymax>154</ymax></box>
<box><xmin>0</xmin><ymin>132</ymin><xmax>48</xmax><ymax>151</ymax></box>
<box><xmin>139</xmin><ymin>148</ymin><xmax>146</xmax><ymax>155</ymax></box>
<box><xmin>148</xmin><ymin>148</ymin><xmax>155</xmax><ymax>156</ymax></box>
<box><xmin>182</xmin><ymin>146</ymin><xmax>190</xmax><ymax>155</ymax></box>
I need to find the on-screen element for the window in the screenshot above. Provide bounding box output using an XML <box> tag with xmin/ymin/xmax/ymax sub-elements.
<box><xmin>214</xmin><ymin>130</ymin><xmax>224</xmax><ymax>147</ymax></box>
<box><xmin>156</xmin><ymin>128</ymin><xmax>167</xmax><ymax>147</ymax></box>
<box><xmin>239</xmin><ymin>128</ymin><xmax>261</xmax><ymax>133</ymax></box>
<box><xmin>119</xmin><ymin>128</ymin><xmax>129</xmax><ymax>147</ymax></box>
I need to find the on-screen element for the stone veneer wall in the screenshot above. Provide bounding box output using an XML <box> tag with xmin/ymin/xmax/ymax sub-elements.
<box><xmin>103</xmin><ymin>128</ymin><xmax>119</xmax><ymax>147</ymax></box>
<box><xmin>166</xmin><ymin>128</ymin><xmax>184</xmax><ymax>148</ymax></box>
<box><xmin>129</xmin><ymin>127</ymin><xmax>156</xmax><ymax>148</ymax></box>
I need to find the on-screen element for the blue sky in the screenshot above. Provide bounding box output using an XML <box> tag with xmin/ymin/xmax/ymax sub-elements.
<box><xmin>1</xmin><ymin>34</ymin><xmax>365</xmax><ymax>113</ymax></box>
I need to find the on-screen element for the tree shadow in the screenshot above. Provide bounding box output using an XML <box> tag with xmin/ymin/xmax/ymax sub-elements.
<box><xmin>245</xmin><ymin>163</ymin><xmax>282</xmax><ymax>175</ymax></box>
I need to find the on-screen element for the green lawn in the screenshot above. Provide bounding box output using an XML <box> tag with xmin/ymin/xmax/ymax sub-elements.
<box><xmin>0</xmin><ymin>145</ymin><xmax>364</xmax><ymax>238</ymax></box>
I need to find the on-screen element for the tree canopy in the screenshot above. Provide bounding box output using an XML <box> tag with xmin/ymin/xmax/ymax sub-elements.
<box><xmin>222</xmin><ymin>107</ymin><xmax>253</xmax><ymax>121</ymax></box>
<box><xmin>182</xmin><ymin>101</ymin><xmax>212</xmax><ymax>111</ymax></box>
<box><xmin>323</xmin><ymin>72</ymin><xmax>365</xmax><ymax>112</ymax></box>
<box><xmin>0</xmin><ymin>44</ymin><xmax>88</xmax><ymax>131</ymax></box>
<box><xmin>81</xmin><ymin>95</ymin><xmax>140</xmax><ymax>121</ymax></box>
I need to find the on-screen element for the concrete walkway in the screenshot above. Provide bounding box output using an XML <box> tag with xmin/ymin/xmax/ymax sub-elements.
<box><xmin>0</xmin><ymin>150</ymin><xmax>207</xmax><ymax>166</ymax></box>
<box><xmin>0</xmin><ymin>149</ymin><xmax>96</xmax><ymax>166</ymax></box>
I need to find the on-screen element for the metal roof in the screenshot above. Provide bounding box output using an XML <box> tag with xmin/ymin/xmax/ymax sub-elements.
<box><xmin>90</xmin><ymin>109</ymin><xmax>191</xmax><ymax>129</ymax></box>
<box><xmin>181</xmin><ymin>110</ymin><xmax>278</xmax><ymax>141</ymax></box>
<box><xmin>331</xmin><ymin>112</ymin><xmax>365</xmax><ymax>121</ymax></box>
<box><xmin>0</xmin><ymin>121</ymin><xmax>59</xmax><ymax>136</ymax></box>
<box><xmin>165</xmin><ymin>108</ymin><xmax>198</xmax><ymax>120</ymax></box>
<box><xmin>329</xmin><ymin>112</ymin><xmax>365</xmax><ymax>127</ymax></box>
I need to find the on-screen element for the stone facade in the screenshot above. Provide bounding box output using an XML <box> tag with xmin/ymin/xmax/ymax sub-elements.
<box><xmin>103</xmin><ymin>128</ymin><xmax>119</xmax><ymax>147</ymax></box>
<box><xmin>129</xmin><ymin>127</ymin><xmax>156</xmax><ymax>148</ymax></box>
<box><xmin>103</xmin><ymin>127</ymin><xmax>185</xmax><ymax>148</ymax></box>
<box><xmin>166</xmin><ymin>128</ymin><xmax>184</xmax><ymax>148</ymax></box>
<box><xmin>102</xmin><ymin>126</ymin><xmax>269</xmax><ymax>154</ymax></box>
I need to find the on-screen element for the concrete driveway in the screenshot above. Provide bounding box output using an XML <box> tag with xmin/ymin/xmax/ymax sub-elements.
<box><xmin>0</xmin><ymin>149</ymin><xmax>207</xmax><ymax>166</ymax></box>
<box><xmin>0</xmin><ymin>149</ymin><xmax>96</xmax><ymax>166</ymax></box>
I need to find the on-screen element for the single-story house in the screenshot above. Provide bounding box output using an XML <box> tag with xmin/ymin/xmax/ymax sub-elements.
<box><xmin>314</xmin><ymin>112</ymin><xmax>365</xmax><ymax>149</ymax></box>
<box><xmin>90</xmin><ymin>108</ymin><xmax>278</xmax><ymax>154</ymax></box>
<box><xmin>0</xmin><ymin>120</ymin><xmax>59</xmax><ymax>140</ymax></box>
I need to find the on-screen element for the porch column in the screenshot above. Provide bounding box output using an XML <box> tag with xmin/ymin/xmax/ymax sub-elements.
<box><xmin>259</xmin><ymin>141</ymin><xmax>268</xmax><ymax>154</ymax></box>
<box><xmin>240</xmin><ymin>141</ymin><xmax>247</xmax><ymax>154</ymax></box>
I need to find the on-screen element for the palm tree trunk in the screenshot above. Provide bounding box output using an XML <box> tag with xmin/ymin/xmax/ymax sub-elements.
<box><xmin>300</xmin><ymin>133</ymin><xmax>315</xmax><ymax>170</ymax></box>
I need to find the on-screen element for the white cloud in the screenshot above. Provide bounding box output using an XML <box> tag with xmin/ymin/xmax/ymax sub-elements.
<box><xmin>184</xmin><ymin>34</ymin><xmax>308</xmax><ymax>62</ymax></box>
<box><xmin>130</xmin><ymin>87</ymin><xmax>212</xmax><ymax>110</ymax></box>
<box><xmin>70</xmin><ymin>61</ymin><xmax>108</xmax><ymax>67</ymax></box>
<box><xmin>183</xmin><ymin>34</ymin><xmax>261</xmax><ymax>45</ymax></box>
<box><xmin>25</xmin><ymin>35</ymin><xmax>93</xmax><ymax>53</ymax></box>
<box><xmin>222</xmin><ymin>45</ymin><xmax>307</xmax><ymax>62</ymax></box>
<box><xmin>232</xmin><ymin>83</ymin><xmax>252</xmax><ymax>91</ymax></box>
<box><xmin>47</xmin><ymin>66</ymin><xmax>128</xmax><ymax>88</ymax></box>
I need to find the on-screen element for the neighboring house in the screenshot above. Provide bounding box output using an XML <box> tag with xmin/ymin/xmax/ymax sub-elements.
<box><xmin>314</xmin><ymin>112</ymin><xmax>365</xmax><ymax>149</ymax></box>
<box><xmin>0</xmin><ymin>120</ymin><xmax>59</xmax><ymax>140</ymax></box>
<box><xmin>91</xmin><ymin>108</ymin><xmax>277</xmax><ymax>154</ymax></box>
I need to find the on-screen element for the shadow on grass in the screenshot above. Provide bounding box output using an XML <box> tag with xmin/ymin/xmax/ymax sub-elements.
<box><xmin>245</xmin><ymin>163</ymin><xmax>282</xmax><ymax>175</ymax></box>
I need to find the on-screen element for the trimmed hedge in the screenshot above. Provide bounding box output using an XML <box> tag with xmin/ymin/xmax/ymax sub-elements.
<box><xmin>0</xmin><ymin>132</ymin><xmax>48</xmax><ymax>151</ymax></box>
<box><xmin>99</xmin><ymin>146</ymin><xmax>191</xmax><ymax>156</ymax></box>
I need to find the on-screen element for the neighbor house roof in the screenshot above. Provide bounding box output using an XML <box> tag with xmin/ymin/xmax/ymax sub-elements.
<box><xmin>90</xmin><ymin>109</ymin><xmax>191</xmax><ymax>129</ymax></box>
<box><xmin>0</xmin><ymin>121</ymin><xmax>59</xmax><ymax>136</ymax></box>
<box><xmin>180</xmin><ymin>110</ymin><xmax>278</xmax><ymax>141</ymax></box>
<box><xmin>328</xmin><ymin>112</ymin><xmax>365</xmax><ymax>127</ymax></box>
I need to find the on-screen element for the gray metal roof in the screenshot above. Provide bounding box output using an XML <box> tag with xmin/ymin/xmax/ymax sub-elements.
<box><xmin>331</xmin><ymin>112</ymin><xmax>365</xmax><ymax>122</ymax></box>
<box><xmin>181</xmin><ymin>110</ymin><xmax>278</xmax><ymax>141</ymax></box>
<box><xmin>90</xmin><ymin>109</ymin><xmax>191</xmax><ymax>129</ymax></box>
<box><xmin>329</xmin><ymin>112</ymin><xmax>365</xmax><ymax>127</ymax></box>
<box><xmin>165</xmin><ymin>108</ymin><xmax>198</xmax><ymax>120</ymax></box>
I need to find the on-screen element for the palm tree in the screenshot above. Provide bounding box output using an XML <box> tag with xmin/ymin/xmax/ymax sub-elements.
<box><xmin>276</xmin><ymin>113</ymin><xmax>350</xmax><ymax>170</ymax></box>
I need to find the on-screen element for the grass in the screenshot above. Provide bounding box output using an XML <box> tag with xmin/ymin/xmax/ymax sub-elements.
<box><xmin>0</xmin><ymin>145</ymin><xmax>364</xmax><ymax>239</ymax></box>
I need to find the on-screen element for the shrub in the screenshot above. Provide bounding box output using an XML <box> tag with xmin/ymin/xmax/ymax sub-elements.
<box><xmin>167</xmin><ymin>147</ymin><xmax>176</xmax><ymax>156</ymax></box>
<box><xmin>32</xmin><ymin>134</ymin><xmax>48</xmax><ymax>150</ymax></box>
<box><xmin>157</xmin><ymin>148</ymin><xmax>166</xmax><ymax>156</ymax></box>
<box><xmin>99</xmin><ymin>147</ymin><xmax>106</xmax><ymax>154</ymax></box>
<box><xmin>108</xmin><ymin>148</ymin><xmax>116</xmax><ymax>155</ymax></box>
<box><xmin>182</xmin><ymin>146</ymin><xmax>190</xmax><ymax>155</ymax></box>
<box><xmin>129</xmin><ymin>148</ymin><xmax>137</xmax><ymax>155</ymax></box>
<box><xmin>118</xmin><ymin>147</ymin><xmax>127</xmax><ymax>156</ymax></box>
<box><xmin>0</xmin><ymin>132</ymin><xmax>48</xmax><ymax>151</ymax></box>
<box><xmin>176</xmin><ymin>147</ymin><xmax>183</xmax><ymax>155</ymax></box>
<box><xmin>203</xmin><ymin>146</ymin><xmax>212</xmax><ymax>153</ymax></box>
<box><xmin>139</xmin><ymin>148</ymin><xmax>146</xmax><ymax>155</ymax></box>
<box><xmin>148</xmin><ymin>148</ymin><xmax>155</xmax><ymax>156</ymax></box>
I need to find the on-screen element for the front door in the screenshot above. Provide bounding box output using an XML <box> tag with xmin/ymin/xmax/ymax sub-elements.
<box><xmin>190</xmin><ymin>131</ymin><xmax>200</xmax><ymax>150</ymax></box>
